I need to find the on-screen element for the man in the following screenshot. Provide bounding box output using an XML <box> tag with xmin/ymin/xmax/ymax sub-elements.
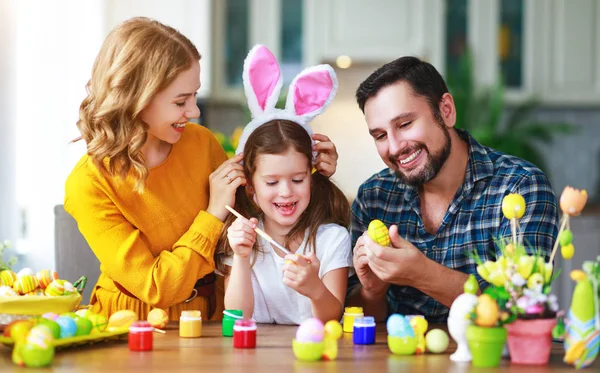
<box><xmin>345</xmin><ymin>56</ymin><xmax>559</xmax><ymax>322</ymax></box>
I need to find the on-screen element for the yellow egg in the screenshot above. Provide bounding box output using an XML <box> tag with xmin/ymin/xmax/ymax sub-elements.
<box><xmin>475</xmin><ymin>294</ymin><xmax>499</xmax><ymax>327</ymax></box>
<box><xmin>147</xmin><ymin>308</ymin><xmax>169</xmax><ymax>329</ymax></box>
<box><xmin>561</xmin><ymin>243</ymin><xmax>574</xmax><ymax>260</ymax></box>
<box><xmin>502</xmin><ymin>193</ymin><xmax>526</xmax><ymax>220</ymax></box>
<box><xmin>324</xmin><ymin>320</ymin><xmax>342</xmax><ymax>340</ymax></box>
<box><xmin>367</xmin><ymin>220</ymin><xmax>390</xmax><ymax>246</ymax></box>
<box><xmin>107</xmin><ymin>310</ymin><xmax>138</xmax><ymax>330</ymax></box>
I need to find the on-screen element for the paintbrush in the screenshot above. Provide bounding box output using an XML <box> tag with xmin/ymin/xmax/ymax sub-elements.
<box><xmin>225</xmin><ymin>205</ymin><xmax>293</xmax><ymax>256</ymax></box>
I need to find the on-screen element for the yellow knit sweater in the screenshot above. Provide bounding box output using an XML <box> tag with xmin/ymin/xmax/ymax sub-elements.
<box><xmin>64</xmin><ymin>124</ymin><xmax>228</xmax><ymax>320</ymax></box>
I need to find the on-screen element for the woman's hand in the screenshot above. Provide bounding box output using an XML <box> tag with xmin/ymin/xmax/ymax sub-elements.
<box><xmin>227</xmin><ymin>216</ymin><xmax>258</xmax><ymax>258</ymax></box>
<box><xmin>207</xmin><ymin>153</ymin><xmax>246</xmax><ymax>221</ymax></box>
<box><xmin>282</xmin><ymin>252</ymin><xmax>323</xmax><ymax>299</ymax></box>
<box><xmin>312</xmin><ymin>133</ymin><xmax>338</xmax><ymax>178</ymax></box>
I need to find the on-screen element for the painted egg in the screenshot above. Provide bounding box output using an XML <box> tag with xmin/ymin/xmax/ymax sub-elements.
<box><xmin>20</xmin><ymin>341</ymin><xmax>55</xmax><ymax>368</ymax></box>
<box><xmin>386</xmin><ymin>314</ymin><xmax>414</xmax><ymax>338</ymax></box>
<box><xmin>0</xmin><ymin>269</ymin><xmax>17</xmax><ymax>287</ymax></box>
<box><xmin>45</xmin><ymin>279</ymin><xmax>65</xmax><ymax>296</ymax></box>
<box><xmin>501</xmin><ymin>193</ymin><xmax>526</xmax><ymax>220</ymax></box>
<box><xmin>54</xmin><ymin>316</ymin><xmax>77</xmax><ymax>338</ymax></box>
<box><xmin>63</xmin><ymin>280</ymin><xmax>76</xmax><ymax>295</ymax></box>
<box><xmin>0</xmin><ymin>285</ymin><xmax>18</xmax><ymax>297</ymax></box>
<box><xmin>425</xmin><ymin>329</ymin><xmax>449</xmax><ymax>353</ymax></box>
<box><xmin>368</xmin><ymin>219</ymin><xmax>390</xmax><ymax>246</ymax></box>
<box><xmin>42</xmin><ymin>312</ymin><xmax>60</xmax><ymax>321</ymax></box>
<box><xmin>26</xmin><ymin>325</ymin><xmax>54</xmax><ymax>349</ymax></box>
<box><xmin>36</xmin><ymin>270</ymin><xmax>59</xmax><ymax>289</ymax></box>
<box><xmin>296</xmin><ymin>318</ymin><xmax>325</xmax><ymax>343</ymax></box>
<box><xmin>13</xmin><ymin>275</ymin><xmax>39</xmax><ymax>295</ymax></box>
<box><xmin>16</xmin><ymin>268</ymin><xmax>34</xmax><ymax>278</ymax></box>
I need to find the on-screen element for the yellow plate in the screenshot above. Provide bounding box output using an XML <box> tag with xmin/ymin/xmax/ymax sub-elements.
<box><xmin>0</xmin><ymin>329</ymin><xmax>128</xmax><ymax>350</ymax></box>
<box><xmin>0</xmin><ymin>294</ymin><xmax>82</xmax><ymax>315</ymax></box>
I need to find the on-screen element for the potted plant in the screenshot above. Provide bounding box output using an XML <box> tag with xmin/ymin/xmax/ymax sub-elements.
<box><xmin>447</xmin><ymin>49</ymin><xmax>574</xmax><ymax>177</ymax></box>
<box><xmin>465</xmin><ymin>293</ymin><xmax>509</xmax><ymax>368</ymax></box>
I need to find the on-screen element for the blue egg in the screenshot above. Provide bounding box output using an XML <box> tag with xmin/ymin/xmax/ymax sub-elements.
<box><xmin>55</xmin><ymin>316</ymin><xmax>77</xmax><ymax>338</ymax></box>
<box><xmin>386</xmin><ymin>314</ymin><xmax>414</xmax><ymax>338</ymax></box>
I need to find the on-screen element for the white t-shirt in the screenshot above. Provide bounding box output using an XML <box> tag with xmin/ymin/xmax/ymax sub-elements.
<box><xmin>223</xmin><ymin>222</ymin><xmax>354</xmax><ymax>325</ymax></box>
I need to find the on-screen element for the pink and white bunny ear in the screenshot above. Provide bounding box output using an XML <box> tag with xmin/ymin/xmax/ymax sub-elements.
<box><xmin>285</xmin><ymin>64</ymin><xmax>338</xmax><ymax>124</ymax></box>
<box><xmin>243</xmin><ymin>45</ymin><xmax>283</xmax><ymax>119</ymax></box>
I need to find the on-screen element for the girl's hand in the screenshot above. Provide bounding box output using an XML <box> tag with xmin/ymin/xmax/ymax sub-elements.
<box><xmin>227</xmin><ymin>217</ymin><xmax>258</xmax><ymax>258</ymax></box>
<box><xmin>312</xmin><ymin>134</ymin><xmax>338</xmax><ymax>178</ymax></box>
<box><xmin>207</xmin><ymin>153</ymin><xmax>246</xmax><ymax>221</ymax></box>
<box><xmin>282</xmin><ymin>252</ymin><xmax>323</xmax><ymax>298</ymax></box>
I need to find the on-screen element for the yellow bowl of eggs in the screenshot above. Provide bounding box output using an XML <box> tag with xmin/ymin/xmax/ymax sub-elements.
<box><xmin>0</xmin><ymin>268</ymin><xmax>83</xmax><ymax>325</ymax></box>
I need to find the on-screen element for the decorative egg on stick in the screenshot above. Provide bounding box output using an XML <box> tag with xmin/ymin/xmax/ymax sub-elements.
<box><xmin>550</xmin><ymin>186</ymin><xmax>588</xmax><ymax>263</ymax></box>
<box><xmin>501</xmin><ymin>193</ymin><xmax>526</xmax><ymax>247</ymax></box>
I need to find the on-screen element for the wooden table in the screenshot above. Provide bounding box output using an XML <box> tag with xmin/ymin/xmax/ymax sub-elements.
<box><xmin>1</xmin><ymin>322</ymin><xmax>597</xmax><ymax>372</ymax></box>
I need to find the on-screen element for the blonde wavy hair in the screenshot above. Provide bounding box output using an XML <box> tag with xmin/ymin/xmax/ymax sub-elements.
<box><xmin>76</xmin><ymin>17</ymin><xmax>201</xmax><ymax>192</ymax></box>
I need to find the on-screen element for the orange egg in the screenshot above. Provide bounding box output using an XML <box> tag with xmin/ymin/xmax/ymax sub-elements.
<box><xmin>560</xmin><ymin>186</ymin><xmax>587</xmax><ymax>216</ymax></box>
<box><xmin>475</xmin><ymin>294</ymin><xmax>499</xmax><ymax>327</ymax></box>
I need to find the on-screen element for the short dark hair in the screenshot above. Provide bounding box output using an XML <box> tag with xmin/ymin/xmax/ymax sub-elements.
<box><xmin>355</xmin><ymin>56</ymin><xmax>448</xmax><ymax>119</ymax></box>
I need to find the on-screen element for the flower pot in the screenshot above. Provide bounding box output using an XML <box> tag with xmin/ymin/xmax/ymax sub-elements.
<box><xmin>466</xmin><ymin>325</ymin><xmax>507</xmax><ymax>368</ymax></box>
<box><xmin>505</xmin><ymin>318</ymin><xmax>556</xmax><ymax>365</ymax></box>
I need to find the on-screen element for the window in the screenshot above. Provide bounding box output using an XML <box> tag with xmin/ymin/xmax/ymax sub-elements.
<box><xmin>499</xmin><ymin>0</ymin><xmax>524</xmax><ymax>89</ymax></box>
<box><xmin>225</xmin><ymin>0</ymin><xmax>249</xmax><ymax>87</ymax></box>
<box><xmin>280</xmin><ymin>0</ymin><xmax>303</xmax><ymax>85</ymax></box>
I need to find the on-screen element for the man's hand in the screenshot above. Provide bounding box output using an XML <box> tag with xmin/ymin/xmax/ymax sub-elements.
<box><xmin>364</xmin><ymin>224</ymin><xmax>427</xmax><ymax>287</ymax></box>
<box><xmin>353</xmin><ymin>233</ymin><xmax>389</xmax><ymax>296</ymax></box>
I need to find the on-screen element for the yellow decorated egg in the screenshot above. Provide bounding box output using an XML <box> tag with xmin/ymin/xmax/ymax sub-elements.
<box><xmin>0</xmin><ymin>269</ymin><xmax>17</xmax><ymax>287</ymax></box>
<box><xmin>147</xmin><ymin>308</ymin><xmax>169</xmax><ymax>329</ymax></box>
<box><xmin>107</xmin><ymin>310</ymin><xmax>138</xmax><ymax>330</ymax></box>
<box><xmin>368</xmin><ymin>219</ymin><xmax>390</xmax><ymax>246</ymax></box>
<box><xmin>502</xmin><ymin>193</ymin><xmax>526</xmax><ymax>220</ymax></box>
<box><xmin>36</xmin><ymin>270</ymin><xmax>59</xmax><ymax>289</ymax></box>
<box><xmin>44</xmin><ymin>279</ymin><xmax>66</xmax><ymax>296</ymax></box>
<box><xmin>13</xmin><ymin>275</ymin><xmax>39</xmax><ymax>295</ymax></box>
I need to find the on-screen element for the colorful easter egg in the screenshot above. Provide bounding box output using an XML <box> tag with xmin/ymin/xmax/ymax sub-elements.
<box><xmin>107</xmin><ymin>310</ymin><xmax>138</xmax><ymax>330</ymax></box>
<box><xmin>73</xmin><ymin>316</ymin><xmax>93</xmax><ymax>336</ymax></box>
<box><xmin>20</xmin><ymin>338</ymin><xmax>54</xmax><ymax>368</ymax></box>
<box><xmin>368</xmin><ymin>219</ymin><xmax>390</xmax><ymax>246</ymax></box>
<box><xmin>386</xmin><ymin>314</ymin><xmax>414</xmax><ymax>338</ymax></box>
<box><xmin>13</xmin><ymin>274</ymin><xmax>39</xmax><ymax>295</ymax></box>
<box><xmin>296</xmin><ymin>318</ymin><xmax>325</xmax><ymax>343</ymax></box>
<box><xmin>54</xmin><ymin>316</ymin><xmax>77</xmax><ymax>338</ymax></box>
<box><xmin>35</xmin><ymin>319</ymin><xmax>61</xmax><ymax>339</ymax></box>
<box><xmin>45</xmin><ymin>279</ymin><xmax>65</xmax><ymax>296</ymax></box>
<box><xmin>0</xmin><ymin>269</ymin><xmax>17</xmax><ymax>287</ymax></box>
<box><xmin>0</xmin><ymin>285</ymin><xmax>18</xmax><ymax>297</ymax></box>
<box><xmin>36</xmin><ymin>270</ymin><xmax>59</xmax><ymax>289</ymax></box>
<box><xmin>16</xmin><ymin>267</ymin><xmax>34</xmax><ymax>278</ymax></box>
<box><xmin>148</xmin><ymin>308</ymin><xmax>169</xmax><ymax>329</ymax></box>
<box><xmin>88</xmin><ymin>313</ymin><xmax>108</xmax><ymax>333</ymax></box>
<box><xmin>26</xmin><ymin>325</ymin><xmax>54</xmax><ymax>348</ymax></box>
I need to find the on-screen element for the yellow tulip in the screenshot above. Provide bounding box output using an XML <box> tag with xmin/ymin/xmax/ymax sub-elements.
<box><xmin>502</xmin><ymin>193</ymin><xmax>526</xmax><ymax>220</ymax></box>
<box><xmin>517</xmin><ymin>256</ymin><xmax>535</xmax><ymax>279</ymax></box>
<box><xmin>527</xmin><ymin>273</ymin><xmax>544</xmax><ymax>289</ymax></box>
<box><xmin>231</xmin><ymin>127</ymin><xmax>244</xmax><ymax>149</ymax></box>
<box><xmin>560</xmin><ymin>186</ymin><xmax>588</xmax><ymax>216</ymax></box>
<box><xmin>489</xmin><ymin>270</ymin><xmax>508</xmax><ymax>287</ymax></box>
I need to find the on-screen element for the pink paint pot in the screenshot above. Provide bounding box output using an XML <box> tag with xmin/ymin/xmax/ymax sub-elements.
<box><xmin>505</xmin><ymin>318</ymin><xmax>556</xmax><ymax>365</ymax></box>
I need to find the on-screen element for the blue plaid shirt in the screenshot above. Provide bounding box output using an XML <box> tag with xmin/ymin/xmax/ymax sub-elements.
<box><xmin>347</xmin><ymin>129</ymin><xmax>559</xmax><ymax>323</ymax></box>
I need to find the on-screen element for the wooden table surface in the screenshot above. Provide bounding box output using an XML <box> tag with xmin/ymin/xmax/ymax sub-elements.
<box><xmin>0</xmin><ymin>322</ymin><xmax>597</xmax><ymax>372</ymax></box>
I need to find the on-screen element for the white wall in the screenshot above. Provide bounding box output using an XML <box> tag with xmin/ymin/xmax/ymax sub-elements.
<box><xmin>0</xmin><ymin>0</ymin><xmax>18</xmax><ymax>250</ymax></box>
<box><xmin>310</xmin><ymin>65</ymin><xmax>387</xmax><ymax>199</ymax></box>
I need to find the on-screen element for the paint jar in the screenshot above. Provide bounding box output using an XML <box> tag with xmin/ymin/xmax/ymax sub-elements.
<box><xmin>129</xmin><ymin>321</ymin><xmax>153</xmax><ymax>351</ymax></box>
<box><xmin>222</xmin><ymin>310</ymin><xmax>243</xmax><ymax>337</ymax></box>
<box><xmin>353</xmin><ymin>316</ymin><xmax>376</xmax><ymax>345</ymax></box>
<box><xmin>179</xmin><ymin>310</ymin><xmax>202</xmax><ymax>338</ymax></box>
<box><xmin>233</xmin><ymin>319</ymin><xmax>257</xmax><ymax>348</ymax></box>
<box><xmin>343</xmin><ymin>307</ymin><xmax>364</xmax><ymax>333</ymax></box>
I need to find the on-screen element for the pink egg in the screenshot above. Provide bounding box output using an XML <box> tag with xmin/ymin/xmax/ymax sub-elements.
<box><xmin>295</xmin><ymin>318</ymin><xmax>325</xmax><ymax>343</ymax></box>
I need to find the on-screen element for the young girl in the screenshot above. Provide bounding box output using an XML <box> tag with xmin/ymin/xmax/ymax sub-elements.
<box><xmin>215</xmin><ymin>45</ymin><xmax>353</xmax><ymax>324</ymax></box>
<box><xmin>64</xmin><ymin>18</ymin><xmax>339</xmax><ymax>321</ymax></box>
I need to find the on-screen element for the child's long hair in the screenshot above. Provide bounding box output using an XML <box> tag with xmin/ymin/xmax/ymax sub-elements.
<box><xmin>215</xmin><ymin>120</ymin><xmax>350</xmax><ymax>275</ymax></box>
<box><xmin>75</xmin><ymin>17</ymin><xmax>201</xmax><ymax>192</ymax></box>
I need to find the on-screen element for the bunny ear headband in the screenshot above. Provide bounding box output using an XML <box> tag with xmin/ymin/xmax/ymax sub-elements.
<box><xmin>235</xmin><ymin>44</ymin><xmax>338</xmax><ymax>161</ymax></box>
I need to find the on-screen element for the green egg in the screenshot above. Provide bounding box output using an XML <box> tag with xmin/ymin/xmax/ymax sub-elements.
<box><xmin>559</xmin><ymin>230</ymin><xmax>573</xmax><ymax>246</ymax></box>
